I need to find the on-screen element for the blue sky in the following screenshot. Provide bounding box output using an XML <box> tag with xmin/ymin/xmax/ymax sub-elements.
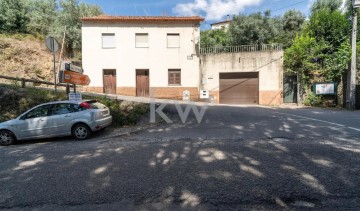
<box><xmin>80</xmin><ymin>0</ymin><xmax>324</xmax><ymax>28</ymax></box>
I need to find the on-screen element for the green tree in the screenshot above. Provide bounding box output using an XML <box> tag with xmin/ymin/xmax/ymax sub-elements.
<box><xmin>0</xmin><ymin>0</ymin><xmax>28</xmax><ymax>33</ymax></box>
<box><xmin>26</xmin><ymin>0</ymin><xmax>57</xmax><ymax>36</ymax></box>
<box><xmin>200</xmin><ymin>29</ymin><xmax>228</xmax><ymax>48</ymax></box>
<box><xmin>51</xmin><ymin>0</ymin><xmax>102</xmax><ymax>56</ymax></box>
<box><xmin>228</xmin><ymin>11</ymin><xmax>281</xmax><ymax>45</ymax></box>
<box><xmin>284</xmin><ymin>33</ymin><xmax>318</xmax><ymax>100</ymax></box>
<box><xmin>311</xmin><ymin>0</ymin><xmax>342</xmax><ymax>13</ymax></box>
<box><xmin>306</xmin><ymin>9</ymin><xmax>350</xmax><ymax>50</ymax></box>
<box><xmin>273</xmin><ymin>10</ymin><xmax>305</xmax><ymax>48</ymax></box>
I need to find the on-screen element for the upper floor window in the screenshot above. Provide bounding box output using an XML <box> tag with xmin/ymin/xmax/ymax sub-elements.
<box><xmin>102</xmin><ymin>33</ymin><xmax>115</xmax><ymax>48</ymax></box>
<box><xmin>135</xmin><ymin>33</ymin><xmax>149</xmax><ymax>48</ymax></box>
<box><xmin>167</xmin><ymin>33</ymin><xmax>180</xmax><ymax>48</ymax></box>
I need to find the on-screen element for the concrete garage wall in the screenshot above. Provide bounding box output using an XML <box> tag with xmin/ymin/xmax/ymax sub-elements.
<box><xmin>200</xmin><ymin>51</ymin><xmax>284</xmax><ymax>105</ymax></box>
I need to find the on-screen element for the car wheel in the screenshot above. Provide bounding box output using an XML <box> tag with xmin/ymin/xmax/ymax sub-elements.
<box><xmin>0</xmin><ymin>130</ymin><xmax>15</xmax><ymax>146</ymax></box>
<box><xmin>72</xmin><ymin>124</ymin><xmax>92</xmax><ymax>140</ymax></box>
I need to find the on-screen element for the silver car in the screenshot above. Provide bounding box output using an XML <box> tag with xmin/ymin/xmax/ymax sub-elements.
<box><xmin>0</xmin><ymin>100</ymin><xmax>112</xmax><ymax>146</ymax></box>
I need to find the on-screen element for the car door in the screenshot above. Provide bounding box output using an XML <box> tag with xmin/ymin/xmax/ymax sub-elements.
<box><xmin>48</xmin><ymin>103</ymin><xmax>76</xmax><ymax>135</ymax></box>
<box><xmin>16</xmin><ymin>104</ymin><xmax>53</xmax><ymax>139</ymax></box>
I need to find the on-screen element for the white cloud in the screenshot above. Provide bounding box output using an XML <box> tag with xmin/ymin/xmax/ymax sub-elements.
<box><xmin>173</xmin><ymin>0</ymin><xmax>262</xmax><ymax>21</ymax></box>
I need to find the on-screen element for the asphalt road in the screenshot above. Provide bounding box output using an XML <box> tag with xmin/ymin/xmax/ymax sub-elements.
<box><xmin>1</xmin><ymin>105</ymin><xmax>360</xmax><ymax>210</ymax></box>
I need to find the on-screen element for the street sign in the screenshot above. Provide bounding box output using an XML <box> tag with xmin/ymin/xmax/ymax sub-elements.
<box><xmin>69</xmin><ymin>92</ymin><xmax>82</xmax><ymax>101</ymax></box>
<box><xmin>313</xmin><ymin>83</ymin><xmax>337</xmax><ymax>95</ymax></box>
<box><xmin>45</xmin><ymin>36</ymin><xmax>59</xmax><ymax>53</ymax></box>
<box><xmin>64</xmin><ymin>63</ymin><xmax>84</xmax><ymax>74</ymax></box>
<box><xmin>59</xmin><ymin>70</ymin><xmax>90</xmax><ymax>85</ymax></box>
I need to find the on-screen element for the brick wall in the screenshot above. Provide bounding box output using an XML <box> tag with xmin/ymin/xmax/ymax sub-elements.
<box><xmin>209</xmin><ymin>90</ymin><xmax>283</xmax><ymax>105</ymax></box>
<box><xmin>117</xmin><ymin>87</ymin><xmax>136</xmax><ymax>96</ymax></box>
<box><xmin>150</xmin><ymin>87</ymin><xmax>199</xmax><ymax>100</ymax></box>
<box><xmin>259</xmin><ymin>91</ymin><xmax>283</xmax><ymax>105</ymax></box>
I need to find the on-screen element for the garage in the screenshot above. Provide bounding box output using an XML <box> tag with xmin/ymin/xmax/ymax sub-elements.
<box><xmin>219</xmin><ymin>72</ymin><xmax>259</xmax><ymax>104</ymax></box>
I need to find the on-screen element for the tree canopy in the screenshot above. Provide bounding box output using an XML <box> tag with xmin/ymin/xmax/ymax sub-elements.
<box><xmin>0</xmin><ymin>0</ymin><xmax>102</xmax><ymax>55</ymax></box>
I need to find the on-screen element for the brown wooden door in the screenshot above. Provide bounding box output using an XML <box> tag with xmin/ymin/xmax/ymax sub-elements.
<box><xmin>136</xmin><ymin>69</ymin><xmax>149</xmax><ymax>97</ymax></box>
<box><xmin>103</xmin><ymin>69</ymin><xmax>116</xmax><ymax>94</ymax></box>
<box><xmin>219</xmin><ymin>72</ymin><xmax>259</xmax><ymax>104</ymax></box>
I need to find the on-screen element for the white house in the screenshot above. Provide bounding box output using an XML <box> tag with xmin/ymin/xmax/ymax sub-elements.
<box><xmin>210</xmin><ymin>15</ymin><xmax>232</xmax><ymax>30</ymax></box>
<box><xmin>81</xmin><ymin>15</ymin><xmax>204</xmax><ymax>100</ymax></box>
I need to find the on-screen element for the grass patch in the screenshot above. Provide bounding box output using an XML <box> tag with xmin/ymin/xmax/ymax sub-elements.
<box><xmin>0</xmin><ymin>84</ymin><xmax>150</xmax><ymax>127</ymax></box>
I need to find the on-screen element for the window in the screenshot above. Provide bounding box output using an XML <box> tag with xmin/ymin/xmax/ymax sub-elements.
<box><xmin>167</xmin><ymin>33</ymin><xmax>180</xmax><ymax>48</ymax></box>
<box><xmin>102</xmin><ymin>33</ymin><xmax>115</xmax><ymax>48</ymax></box>
<box><xmin>168</xmin><ymin>69</ymin><xmax>181</xmax><ymax>85</ymax></box>
<box><xmin>24</xmin><ymin>105</ymin><xmax>51</xmax><ymax>119</ymax></box>
<box><xmin>49</xmin><ymin>103</ymin><xmax>74</xmax><ymax>115</ymax></box>
<box><xmin>135</xmin><ymin>33</ymin><xmax>149</xmax><ymax>48</ymax></box>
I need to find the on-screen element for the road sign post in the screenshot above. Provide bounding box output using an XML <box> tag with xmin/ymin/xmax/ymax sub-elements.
<box><xmin>59</xmin><ymin>70</ymin><xmax>90</xmax><ymax>86</ymax></box>
<box><xmin>45</xmin><ymin>36</ymin><xmax>59</xmax><ymax>92</ymax></box>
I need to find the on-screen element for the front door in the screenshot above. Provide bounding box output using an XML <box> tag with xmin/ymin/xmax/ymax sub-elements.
<box><xmin>283</xmin><ymin>76</ymin><xmax>297</xmax><ymax>103</ymax></box>
<box><xmin>136</xmin><ymin>69</ymin><xmax>149</xmax><ymax>97</ymax></box>
<box><xmin>103</xmin><ymin>69</ymin><xmax>116</xmax><ymax>94</ymax></box>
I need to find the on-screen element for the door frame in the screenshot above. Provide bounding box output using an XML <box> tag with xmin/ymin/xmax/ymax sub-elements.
<box><xmin>103</xmin><ymin>69</ymin><xmax>117</xmax><ymax>94</ymax></box>
<box><xmin>136</xmin><ymin>69</ymin><xmax>150</xmax><ymax>97</ymax></box>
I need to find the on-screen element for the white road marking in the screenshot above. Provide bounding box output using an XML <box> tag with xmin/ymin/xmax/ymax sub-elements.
<box><xmin>274</xmin><ymin>112</ymin><xmax>360</xmax><ymax>132</ymax></box>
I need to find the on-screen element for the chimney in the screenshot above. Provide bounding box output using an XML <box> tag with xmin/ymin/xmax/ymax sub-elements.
<box><xmin>226</xmin><ymin>14</ymin><xmax>230</xmax><ymax>21</ymax></box>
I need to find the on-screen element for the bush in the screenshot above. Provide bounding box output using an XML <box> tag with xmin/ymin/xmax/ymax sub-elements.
<box><xmin>303</xmin><ymin>91</ymin><xmax>323</xmax><ymax>106</ymax></box>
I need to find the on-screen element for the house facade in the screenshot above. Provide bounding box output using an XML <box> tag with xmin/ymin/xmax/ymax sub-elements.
<box><xmin>81</xmin><ymin>16</ymin><xmax>204</xmax><ymax>100</ymax></box>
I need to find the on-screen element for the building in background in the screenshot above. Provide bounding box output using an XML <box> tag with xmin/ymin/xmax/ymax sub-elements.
<box><xmin>210</xmin><ymin>15</ymin><xmax>232</xmax><ymax>30</ymax></box>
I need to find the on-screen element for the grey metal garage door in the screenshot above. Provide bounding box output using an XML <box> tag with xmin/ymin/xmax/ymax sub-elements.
<box><xmin>219</xmin><ymin>72</ymin><xmax>259</xmax><ymax>104</ymax></box>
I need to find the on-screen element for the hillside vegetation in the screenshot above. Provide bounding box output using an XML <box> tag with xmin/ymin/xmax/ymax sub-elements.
<box><xmin>0</xmin><ymin>84</ymin><xmax>149</xmax><ymax>127</ymax></box>
<box><xmin>0</xmin><ymin>34</ymin><xmax>55</xmax><ymax>81</ymax></box>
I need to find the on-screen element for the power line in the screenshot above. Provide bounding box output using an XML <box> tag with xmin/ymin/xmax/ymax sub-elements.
<box><xmin>272</xmin><ymin>0</ymin><xmax>308</xmax><ymax>12</ymax></box>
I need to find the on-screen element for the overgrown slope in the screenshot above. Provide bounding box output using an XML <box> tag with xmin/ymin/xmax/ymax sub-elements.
<box><xmin>0</xmin><ymin>34</ymin><xmax>55</xmax><ymax>81</ymax></box>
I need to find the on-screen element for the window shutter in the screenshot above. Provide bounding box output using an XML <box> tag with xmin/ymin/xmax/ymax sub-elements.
<box><xmin>167</xmin><ymin>34</ymin><xmax>180</xmax><ymax>48</ymax></box>
<box><xmin>136</xmin><ymin>33</ymin><xmax>149</xmax><ymax>48</ymax></box>
<box><xmin>102</xmin><ymin>33</ymin><xmax>115</xmax><ymax>48</ymax></box>
<box><xmin>168</xmin><ymin>69</ymin><xmax>181</xmax><ymax>85</ymax></box>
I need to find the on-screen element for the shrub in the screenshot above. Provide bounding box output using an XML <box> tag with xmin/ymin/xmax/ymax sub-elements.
<box><xmin>303</xmin><ymin>91</ymin><xmax>322</xmax><ymax>106</ymax></box>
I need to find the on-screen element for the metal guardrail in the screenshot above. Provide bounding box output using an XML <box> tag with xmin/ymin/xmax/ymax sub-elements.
<box><xmin>200</xmin><ymin>44</ymin><xmax>283</xmax><ymax>55</ymax></box>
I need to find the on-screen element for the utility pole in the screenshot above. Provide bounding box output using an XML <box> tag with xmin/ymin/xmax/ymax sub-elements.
<box><xmin>348</xmin><ymin>1</ymin><xmax>359</xmax><ymax>110</ymax></box>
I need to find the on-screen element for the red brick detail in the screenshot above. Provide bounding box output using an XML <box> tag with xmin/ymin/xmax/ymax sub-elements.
<box><xmin>259</xmin><ymin>91</ymin><xmax>283</xmax><ymax>105</ymax></box>
<box><xmin>117</xmin><ymin>87</ymin><xmax>136</xmax><ymax>96</ymax></box>
<box><xmin>150</xmin><ymin>87</ymin><xmax>199</xmax><ymax>100</ymax></box>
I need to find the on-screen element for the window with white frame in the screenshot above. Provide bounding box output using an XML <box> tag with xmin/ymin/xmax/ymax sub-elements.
<box><xmin>135</xmin><ymin>33</ymin><xmax>149</xmax><ymax>48</ymax></box>
<box><xmin>102</xmin><ymin>33</ymin><xmax>115</xmax><ymax>48</ymax></box>
<box><xmin>167</xmin><ymin>33</ymin><xmax>180</xmax><ymax>48</ymax></box>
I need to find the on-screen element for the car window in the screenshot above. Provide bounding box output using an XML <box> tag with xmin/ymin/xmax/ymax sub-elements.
<box><xmin>25</xmin><ymin>105</ymin><xmax>51</xmax><ymax>119</ymax></box>
<box><xmin>50</xmin><ymin>103</ymin><xmax>74</xmax><ymax>115</ymax></box>
<box><xmin>70</xmin><ymin>104</ymin><xmax>86</xmax><ymax>112</ymax></box>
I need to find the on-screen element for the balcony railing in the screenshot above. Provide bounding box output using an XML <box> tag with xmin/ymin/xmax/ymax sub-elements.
<box><xmin>200</xmin><ymin>44</ymin><xmax>283</xmax><ymax>55</ymax></box>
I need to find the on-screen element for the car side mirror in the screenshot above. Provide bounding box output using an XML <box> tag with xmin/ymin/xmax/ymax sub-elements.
<box><xmin>19</xmin><ymin>115</ymin><xmax>26</xmax><ymax>120</ymax></box>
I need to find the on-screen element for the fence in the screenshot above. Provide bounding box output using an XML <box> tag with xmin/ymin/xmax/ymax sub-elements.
<box><xmin>0</xmin><ymin>75</ymin><xmax>74</xmax><ymax>92</ymax></box>
<box><xmin>200</xmin><ymin>43</ymin><xmax>283</xmax><ymax>55</ymax></box>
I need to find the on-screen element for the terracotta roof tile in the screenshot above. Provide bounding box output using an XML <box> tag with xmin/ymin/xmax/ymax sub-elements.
<box><xmin>81</xmin><ymin>15</ymin><xmax>205</xmax><ymax>23</ymax></box>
